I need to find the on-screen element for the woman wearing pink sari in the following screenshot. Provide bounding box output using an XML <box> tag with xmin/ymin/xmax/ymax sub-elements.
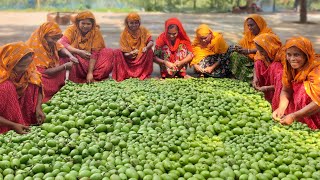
<box><xmin>252</xmin><ymin>33</ymin><xmax>283</xmax><ymax>110</ymax></box>
<box><xmin>59</xmin><ymin>11</ymin><xmax>113</xmax><ymax>83</ymax></box>
<box><xmin>273</xmin><ymin>37</ymin><xmax>320</xmax><ymax>129</ymax></box>
<box><xmin>112</xmin><ymin>13</ymin><xmax>154</xmax><ymax>81</ymax></box>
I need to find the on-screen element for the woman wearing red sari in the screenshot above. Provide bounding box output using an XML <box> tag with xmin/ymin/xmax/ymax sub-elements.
<box><xmin>0</xmin><ymin>42</ymin><xmax>45</xmax><ymax>134</ymax></box>
<box><xmin>154</xmin><ymin>18</ymin><xmax>193</xmax><ymax>78</ymax></box>
<box><xmin>252</xmin><ymin>33</ymin><xmax>283</xmax><ymax>110</ymax></box>
<box><xmin>112</xmin><ymin>13</ymin><xmax>154</xmax><ymax>81</ymax></box>
<box><xmin>273</xmin><ymin>37</ymin><xmax>320</xmax><ymax>129</ymax></box>
<box><xmin>59</xmin><ymin>11</ymin><xmax>113</xmax><ymax>83</ymax></box>
<box><xmin>26</xmin><ymin>22</ymin><xmax>78</xmax><ymax>102</ymax></box>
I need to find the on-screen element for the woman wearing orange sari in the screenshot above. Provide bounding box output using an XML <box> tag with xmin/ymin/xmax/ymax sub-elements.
<box><xmin>154</xmin><ymin>18</ymin><xmax>193</xmax><ymax>78</ymax></box>
<box><xmin>26</xmin><ymin>22</ymin><xmax>78</xmax><ymax>102</ymax></box>
<box><xmin>112</xmin><ymin>13</ymin><xmax>154</xmax><ymax>82</ymax></box>
<box><xmin>0</xmin><ymin>42</ymin><xmax>45</xmax><ymax>134</ymax></box>
<box><xmin>273</xmin><ymin>37</ymin><xmax>320</xmax><ymax>129</ymax></box>
<box><xmin>253</xmin><ymin>33</ymin><xmax>283</xmax><ymax>110</ymax></box>
<box><xmin>191</xmin><ymin>24</ymin><xmax>231</xmax><ymax>78</ymax></box>
<box><xmin>231</xmin><ymin>14</ymin><xmax>274</xmax><ymax>82</ymax></box>
<box><xmin>59</xmin><ymin>11</ymin><xmax>113</xmax><ymax>83</ymax></box>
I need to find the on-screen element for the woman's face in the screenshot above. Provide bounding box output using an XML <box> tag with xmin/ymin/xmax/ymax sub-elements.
<box><xmin>45</xmin><ymin>34</ymin><xmax>63</xmax><ymax>45</ymax></box>
<box><xmin>255</xmin><ymin>43</ymin><xmax>269</xmax><ymax>61</ymax></box>
<box><xmin>13</xmin><ymin>53</ymin><xmax>33</xmax><ymax>76</ymax></box>
<box><xmin>127</xmin><ymin>20</ymin><xmax>140</xmax><ymax>31</ymax></box>
<box><xmin>247</xmin><ymin>18</ymin><xmax>260</xmax><ymax>36</ymax></box>
<box><xmin>286</xmin><ymin>46</ymin><xmax>307</xmax><ymax>70</ymax></box>
<box><xmin>167</xmin><ymin>25</ymin><xmax>179</xmax><ymax>42</ymax></box>
<box><xmin>199</xmin><ymin>33</ymin><xmax>212</xmax><ymax>47</ymax></box>
<box><xmin>79</xmin><ymin>19</ymin><xmax>93</xmax><ymax>34</ymax></box>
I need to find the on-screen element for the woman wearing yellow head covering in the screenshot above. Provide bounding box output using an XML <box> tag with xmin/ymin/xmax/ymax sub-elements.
<box><xmin>253</xmin><ymin>33</ymin><xmax>283</xmax><ymax>110</ymax></box>
<box><xmin>191</xmin><ymin>24</ymin><xmax>230</xmax><ymax>78</ymax></box>
<box><xmin>272</xmin><ymin>37</ymin><xmax>320</xmax><ymax>129</ymax></box>
<box><xmin>112</xmin><ymin>12</ymin><xmax>154</xmax><ymax>82</ymax></box>
<box><xmin>26</xmin><ymin>22</ymin><xmax>79</xmax><ymax>102</ymax></box>
<box><xmin>59</xmin><ymin>11</ymin><xmax>113</xmax><ymax>83</ymax></box>
<box><xmin>0</xmin><ymin>42</ymin><xmax>45</xmax><ymax>134</ymax></box>
<box><xmin>230</xmin><ymin>14</ymin><xmax>275</xmax><ymax>82</ymax></box>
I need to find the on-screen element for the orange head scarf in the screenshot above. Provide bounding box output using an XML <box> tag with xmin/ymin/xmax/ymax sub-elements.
<box><xmin>282</xmin><ymin>37</ymin><xmax>320</xmax><ymax>105</ymax></box>
<box><xmin>26</xmin><ymin>22</ymin><xmax>64</xmax><ymax>68</ymax></box>
<box><xmin>191</xmin><ymin>24</ymin><xmax>228</xmax><ymax>66</ymax></box>
<box><xmin>120</xmin><ymin>12</ymin><xmax>151</xmax><ymax>59</ymax></box>
<box><xmin>63</xmin><ymin>11</ymin><xmax>105</xmax><ymax>52</ymax></box>
<box><xmin>253</xmin><ymin>33</ymin><xmax>282</xmax><ymax>66</ymax></box>
<box><xmin>156</xmin><ymin>18</ymin><xmax>192</xmax><ymax>62</ymax></box>
<box><xmin>0</xmin><ymin>42</ymin><xmax>41</xmax><ymax>96</ymax></box>
<box><xmin>239</xmin><ymin>14</ymin><xmax>274</xmax><ymax>59</ymax></box>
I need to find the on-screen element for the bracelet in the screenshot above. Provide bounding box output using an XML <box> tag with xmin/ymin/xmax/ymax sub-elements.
<box><xmin>247</xmin><ymin>49</ymin><xmax>250</xmax><ymax>54</ymax></box>
<box><xmin>64</xmin><ymin>64</ymin><xmax>67</xmax><ymax>70</ymax></box>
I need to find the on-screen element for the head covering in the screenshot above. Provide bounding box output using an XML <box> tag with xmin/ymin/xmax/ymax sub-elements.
<box><xmin>0</xmin><ymin>42</ymin><xmax>41</xmax><ymax>96</ymax></box>
<box><xmin>191</xmin><ymin>24</ymin><xmax>228</xmax><ymax>66</ymax></box>
<box><xmin>282</xmin><ymin>37</ymin><xmax>320</xmax><ymax>105</ymax></box>
<box><xmin>62</xmin><ymin>11</ymin><xmax>105</xmax><ymax>52</ymax></box>
<box><xmin>239</xmin><ymin>14</ymin><xmax>274</xmax><ymax>59</ymax></box>
<box><xmin>120</xmin><ymin>12</ymin><xmax>151</xmax><ymax>59</ymax></box>
<box><xmin>253</xmin><ymin>33</ymin><xmax>282</xmax><ymax>66</ymax></box>
<box><xmin>26</xmin><ymin>22</ymin><xmax>64</xmax><ymax>68</ymax></box>
<box><xmin>156</xmin><ymin>18</ymin><xmax>192</xmax><ymax>62</ymax></box>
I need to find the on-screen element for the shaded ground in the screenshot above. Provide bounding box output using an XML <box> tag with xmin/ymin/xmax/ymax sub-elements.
<box><xmin>1</xmin><ymin>11</ymin><xmax>320</xmax><ymax>77</ymax></box>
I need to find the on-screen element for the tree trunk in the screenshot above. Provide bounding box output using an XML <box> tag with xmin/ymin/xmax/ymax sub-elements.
<box><xmin>193</xmin><ymin>0</ymin><xmax>196</xmax><ymax>10</ymax></box>
<box><xmin>210</xmin><ymin>0</ymin><xmax>214</xmax><ymax>9</ymax></box>
<box><xmin>237</xmin><ymin>0</ymin><xmax>240</xmax><ymax>6</ymax></box>
<box><xmin>300</xmin><ymin>0</ymin><xmax>307</xmax><ymax>23</ymax></box>
<box><xmin>273</xmin><ymin>0</ymin><xmax>276</xmax><ymax>12</ymax></box>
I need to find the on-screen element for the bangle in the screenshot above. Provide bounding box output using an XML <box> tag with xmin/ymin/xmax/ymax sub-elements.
<box><xmin>64</xmin><ymin>64</ymin><xmax>67</xmax><ymax>70</ymax></box>
<box><xmin>247</xmin><ymin>49</ymin><xmax>250</xmax><ymax>54</ymax></box>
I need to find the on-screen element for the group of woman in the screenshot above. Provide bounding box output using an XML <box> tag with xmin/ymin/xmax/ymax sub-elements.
<box><xmin>0</xmin><ymin>11</ymin><xmax>319</xmax><ymax>134</ymax></box>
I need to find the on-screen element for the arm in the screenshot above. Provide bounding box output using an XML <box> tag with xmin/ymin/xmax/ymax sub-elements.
<box><xmin>154</xmin><ymin>56</ymin><xmax>176</xmax><ymax>70</ymax></box>
<box><xmin>35</xmin><ymin>88</ymin><xmax>45</xmax><ymax>124</ymax></box>
<box><xmin>143</xmin><ymin>40</ymin><xmax>154</xmax><ymax>52</ymax></box>
<box><xmin>175</xmin><ymin>53</ymin><xmax>193</xmax><ymax>68</ymax></box>
<box><xmin>272</xmin><ymin>86</ymin><xmax>293</xmax><ymax>120</ymax></box>
<box><xmin>86</xmin><ymin>58</ymin><xmax>96</xmax><ymax>83</ymax></box>
<box><xmin>204</xmin><ymin>60</ymin><xmax>220</xmax><ymax>74</ymax></box>
<box><xmin>0</xmin><ymin>116</ymin><xmax>29</xmax><ymax>134</ymax></box>
<box><xmin>281</xmin><ymin>102</ymin><xmax>320</xmax><ymax>125</ymax></box>
<box><xmin>59</xmin><ymin>48</ymin><xmax>79</xmax><ymax>63</ymax></box>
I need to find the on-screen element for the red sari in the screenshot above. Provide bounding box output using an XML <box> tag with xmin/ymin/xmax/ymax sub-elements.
<box><xmin>59</xmin><ymin>11</ymin><xmax>113</xmax><ymax>83</ymax></box>
<box><xmin>112</xmin><ymin>13</ymin><xmax>154</xmax><ymax>81</ymax></box>
<box><xmin>0</xmin><ymin>42</ymin><xmax>42</xmax><ymax>133</ymax></box>
<box><xmin>253</xmin><ymin>33</ymin><xmax>283</xmax><ymax>110</ymax></box>
<box><xmin>155</xmin><ymin>18</ymin><xmax>193</xmax><ymax>78</ymax></box>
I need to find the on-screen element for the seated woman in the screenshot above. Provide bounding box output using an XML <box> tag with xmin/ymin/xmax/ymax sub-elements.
<box><xmin>154</xmin><ymin>18</ymin><xmax>193</xmax><ymax>79</ymax></box>
<box><xmin>273</xmin><ymin>37</ymin><xmax>320</xmax><ymax>129</ymax></box>
<box><xmin>253</xmin><ymin>33</ymin><xmax>283</xmax><ymax>110</ymax></box>
<box><xmin>59</xmin><ymin>11</ymin><xmax>113</xmax><ymax>83</ymax></box>
<box><xmin>26</xmin><ymin>22</ymin><xmax>78</xmax><ymax>102</ymax></box>
<box><xmin>0</xmin><ymin>42</ymin><xmax>45</xmax><ymax>134</ymax></box>
<box><xmin>190</xmin><ymin>24</ymin><xmax>231</xmax><ymax>78</ymax></box>
<box><xmin>231</xmin><ymin>14</ymin><xmax>274</xmax><ymax>82</ymax></box>
<box><xmin>112</xmin><ymin>13</ymin><xmax>154</xmax><ymax>82</ymax></box>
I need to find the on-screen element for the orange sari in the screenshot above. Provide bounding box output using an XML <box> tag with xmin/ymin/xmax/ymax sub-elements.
<box><xmin>26</xmin><ymin>22</ymin><xmax>66</xmax><ymax>102</ymax></box>
<box><xmin>239</xmin><ymin>14</ymin><xmax>274</xmax><ymax>60</ymax></box>
<box><xmin>282</xmin><ymin>37</ymin><xmax>320</xmax><ymax>129</ymax></box>
<box><xmin>113</xmin><ymin>13</ymin><xmax>154</xmax><ymax>81</ymax></box>
<box><xmin>253</xmin><ymin>33</ymin><xmax>283</xmax><ymax>109</ymax></box>
<box><xmin>0</xmin><ymin>42</ymin><xmax>42</xmax><ymax>132</ymax></box>
<box><xmin>191</xmin><ymin>24</ymin><xmax>229</xmax><ymax>66</ymax></box>
<box><xmin>59</xmin><ymin>11</ymin><xmax>113</xmax><ymax>83</ymax></box>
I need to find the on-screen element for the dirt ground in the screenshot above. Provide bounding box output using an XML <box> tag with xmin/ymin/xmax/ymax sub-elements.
<box><xmin>0</xmin><ymin>11</ymin><xmax>320</xmax><ymax>76</ymax></box>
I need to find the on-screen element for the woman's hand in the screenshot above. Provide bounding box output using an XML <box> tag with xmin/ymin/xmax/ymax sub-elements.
<box><xmin>165</xmin><ymin>61</ymin><xmax>177</xmax><ymax>69</ymax></box>
<box><xmin>35</xmin><ymin>107</ymin><xmax>46</xmax><ymax>125</ymax></box>
<box><xmin>280</xmin><ymin>114</ymin><xmax>295</xmax><ymax>125</ymax></box>
<box><xmin>78</xmin><ymin>50</ymin><xmax>91</xmax><ymax>60</ymax></box>
<box><xmin>252</xmin><ymin>76</ymin><xmax>260</xmax><ymax>90</ymax></box>
<box><xmin>174</xmin><ymin>61</ymin><xmax>184</xmax><ymax>69</ymax></box>
<box><xmin>64</xmin><ymin>62</ymin><xmax>74</xmax><ymax>70</ymax></box>
<box><xmin>11</xmin><ymin>123</ymin><xmax>30</xmax><ymax>134</ymax></box>
<box><xmin>69</xmin><ymin>55</ymin><xmax>79</xmax><ymax>64</ymax></box>
<box><xmin>142</xmin><ymin>47</ymin><xmax>148</xmax><ymax>53</ymax></box>
<box><xmin>272</xmin><ymin>108</ymin><xmax>286</xmax><ymax>121</ymax></box>
<box><xmin>86</xmin><ymin>72</ymin><xmax>94</xmax><ymax>83</ymax></box>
